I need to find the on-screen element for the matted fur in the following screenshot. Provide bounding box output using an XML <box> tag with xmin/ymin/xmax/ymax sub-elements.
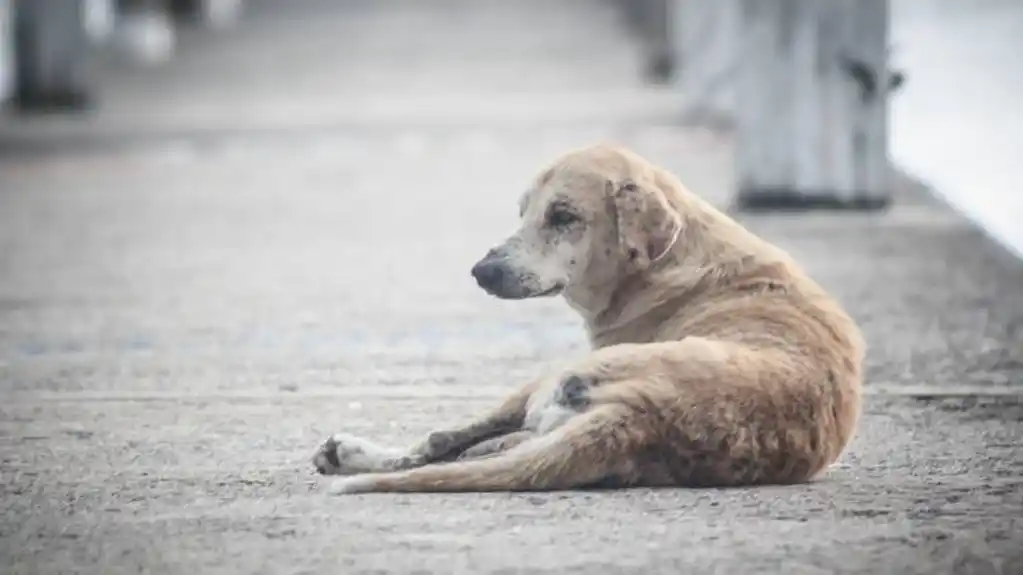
<box><xmin>312</xmin><ymin>143</ymin><xmax>865</xmax><ymax>494</ymax></box>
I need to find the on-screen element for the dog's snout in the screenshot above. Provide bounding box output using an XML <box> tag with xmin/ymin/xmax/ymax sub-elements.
<box><xmin>471</xmin><ymin>258</ymin><xmax>505</xmax><ymax>289</ymax></box>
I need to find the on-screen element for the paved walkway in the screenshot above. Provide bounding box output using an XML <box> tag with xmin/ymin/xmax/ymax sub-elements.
<box><xmin>1</xmin><ymin>1</ymin><xmax>1021</xmax><ymax>573</ymax></box>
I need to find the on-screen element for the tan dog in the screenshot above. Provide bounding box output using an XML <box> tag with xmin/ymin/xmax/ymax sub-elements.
<box><xmin>312</xmin><ymin>143</ymin><xmax>865</xmax><ymax>494</ymax></box>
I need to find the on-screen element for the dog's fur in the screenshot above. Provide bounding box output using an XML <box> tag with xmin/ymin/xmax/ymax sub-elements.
<box><xmin>312</xmin><ymin>143</ymin><xmax>865</xmax><ymax>494</ymax></box>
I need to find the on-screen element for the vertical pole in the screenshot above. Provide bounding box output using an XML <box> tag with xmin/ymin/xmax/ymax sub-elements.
<box><xmin>0</xmin><ymin>0</ymin><xmax>13</xmax><ymax>104</ymax></box>
<box><xmin>642</xmin><ymin>0</ymin><xmax>674</xmax><ymax>82</ymax></box>
<box><xmin>169</xmin><ymin>0</ymin><xmax>243</xmax><ymax>30</ymax></box>
<box><xmin>12</xmin><ymin>0</ymin><xmax>93</xmax><ymax>111</ymax></box>
<box><xmin>734</xmin><ymin>0</ymin><xmax>899</xmax><ymax>211</ymax></box>
<box><xmin>615</xmin><ymin>0</ymin><xmax>674</xmax><ymax>83</ymax></box>
<box><xmin>675</xmin><ymin>0</ymin><xmax>739</xmax><ymax>128</ymax></box>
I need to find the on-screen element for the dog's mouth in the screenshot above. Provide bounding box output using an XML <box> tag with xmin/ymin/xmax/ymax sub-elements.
<box><xmin>484</xmin><ymin>281</ymin><xmax>564</xmax><ymax>300</ymax></box>
<box><xmin>535</xmin><ymin>283</ymin><xmax>564</xmax><ymax>297</ymax></box>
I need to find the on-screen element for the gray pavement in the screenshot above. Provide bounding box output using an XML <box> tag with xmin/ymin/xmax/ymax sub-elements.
<box><xmin>1</xmin><ymin>1</ymin><xmax>1022</xmax><ymax>573</ymax></box>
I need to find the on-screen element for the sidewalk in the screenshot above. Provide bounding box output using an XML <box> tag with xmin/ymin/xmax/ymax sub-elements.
<box><xmin>1</xmin><ymin>1</ymin><xmax>1021</xmax><ymax>573</ymax></box>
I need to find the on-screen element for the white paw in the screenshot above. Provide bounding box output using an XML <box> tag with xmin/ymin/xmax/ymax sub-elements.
<box><xmin>327</xmin><ymin>475</ymin><xmax>379</xmax><ymax>495</ymax></box>
<box><xmin>311</xmin><ymin>433</ymin><xmax>402</xmax><ymax>476</ymax></box>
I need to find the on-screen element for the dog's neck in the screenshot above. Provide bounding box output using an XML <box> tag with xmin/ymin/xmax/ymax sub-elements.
<box><xmin>568</xmin><ymin>200</ymin><xmax>791</xmax><ymax>348</ymax></box>
<box><xmin>570</xmin><ymin>257</ymin><xmax>725</xmax><ymax>348</ymax></box>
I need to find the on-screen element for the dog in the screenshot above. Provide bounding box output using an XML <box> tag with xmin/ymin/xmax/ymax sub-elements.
<box><xmin>312</xmin><ymin>143</ymin><xmax>865</xmax><ymax>494</ymax></box>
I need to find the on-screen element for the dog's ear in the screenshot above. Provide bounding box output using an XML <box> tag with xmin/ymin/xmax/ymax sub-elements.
<box><xmin>608</xmin><ymin>179</ymin><xmax>682</xmax><ymax>268</ymax></box>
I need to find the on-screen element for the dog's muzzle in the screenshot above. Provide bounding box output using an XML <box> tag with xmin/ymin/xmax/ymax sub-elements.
<box><xmin>471</xmin><ymin>249</ymin><xmax>512</xmax><ymax>296</ymax></box>
<box><xmin>470</xmin><ymin>248</ymin><xmax>562</xmax><ymax>299</ymax></box>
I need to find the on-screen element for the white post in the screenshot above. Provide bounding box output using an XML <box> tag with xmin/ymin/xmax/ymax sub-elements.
<box><xmin>617</xmin><ymin>0</ymin><xmax>675</xmax><ymax>82</ymax></box>
<box><xmin>643</xmin><ymin>0</ymin><xmax>674</xmax><ymax>82</ymax></box>
<box><xmin>673</xmin><ymin>0</ymin><xmax>740</xmax><ymax>128</ymax></box>
<box><xmin>733</xmin><ymin>0</ymin><xmax>902</xmax><ymax>211</ymax></box>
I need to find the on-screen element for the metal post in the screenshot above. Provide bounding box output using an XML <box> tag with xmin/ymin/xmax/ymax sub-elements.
<box><xmin>12</xmin><ymin>0</ymin><xmax>94</xmax><ymax>111</ymax></box>
<box><xmin>733</xmin><ymin>0</ymin><xmax>903</xmax><ymax>211</ymax></box>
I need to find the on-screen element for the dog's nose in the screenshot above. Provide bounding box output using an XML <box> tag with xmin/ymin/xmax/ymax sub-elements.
<box><xmin>471</xmin><ymin>259</ymin><xmax>505</xmax><ymax>289</ymax></box>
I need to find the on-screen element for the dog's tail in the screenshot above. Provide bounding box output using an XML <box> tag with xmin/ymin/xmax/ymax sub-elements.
<box><xmin>327</xmin><ymin>404</ymin><xmax>642</xmax><ymax>494</ymax></box>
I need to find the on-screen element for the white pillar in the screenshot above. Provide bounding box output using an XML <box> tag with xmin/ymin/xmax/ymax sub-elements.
<box><xmin>733</xmin><ymin>0</ymin><xmax>902</xmax><ymax>211</ymax></box>
<box><xmin>674</xmin><ymin>0</ymin><xmax>740</xmax><ymax>128</ymax></box>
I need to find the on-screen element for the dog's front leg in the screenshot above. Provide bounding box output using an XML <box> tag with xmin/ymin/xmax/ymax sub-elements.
<box><xmin>312</xmin><ymin>379</ymin><xmax>540</xmax><ymax>476</ymax></box>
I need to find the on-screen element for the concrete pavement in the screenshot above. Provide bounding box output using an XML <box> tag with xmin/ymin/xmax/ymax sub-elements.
<box><xmin>1</xmin><ymin>1</ymin><xmax>1021</xmax><ymax>573</ymax></box>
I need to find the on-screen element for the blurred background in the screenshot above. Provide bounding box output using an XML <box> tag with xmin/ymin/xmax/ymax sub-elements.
<box><xmin>0</xmin><ymin>1</ymin><xmax>1021</xmax><ymax>573</ymax></box>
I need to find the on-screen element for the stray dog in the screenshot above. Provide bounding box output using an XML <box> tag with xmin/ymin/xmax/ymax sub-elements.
<box><xmin>312</xmin><ymin>143</ymin><xmax>865</xmax><ymax>494</ymax></box>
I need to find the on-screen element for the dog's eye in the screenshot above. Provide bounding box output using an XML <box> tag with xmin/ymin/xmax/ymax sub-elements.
<box><xmin>547</xmin><ymin>208</ymin><xmax>580</xmax><ymax>228</ymax></box>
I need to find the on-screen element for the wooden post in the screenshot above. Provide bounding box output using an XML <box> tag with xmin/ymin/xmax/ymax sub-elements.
<box><xmin>674</xmin><ymin>0</ymin><xmax>740</xmax><ymax>128</ymax></box>
<box><xmin>733</xmin><ymin>0</ymin><xmax>902</xmax><ymax>211</ymax></box>
<box><xmin>12</xmin><ymin>0</ymin><xmax>94</xmax><ymax>111</ymax></box>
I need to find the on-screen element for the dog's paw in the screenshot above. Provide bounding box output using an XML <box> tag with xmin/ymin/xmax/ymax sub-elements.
<box><xmin>311</xmin><ymin>433</ymin><xmax>400</xmax><ymax>476</ymax></box>
<box><xmin>326</xmin><ymin>475</ymin><xmax>379</xmax><ymax>495</ymax></box>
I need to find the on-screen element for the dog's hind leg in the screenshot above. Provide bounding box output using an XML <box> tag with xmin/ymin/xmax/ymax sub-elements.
<box><xmin>326</xmin><ymin>404</ymin><xmax>649</xmax><ymax>494</ymax></box>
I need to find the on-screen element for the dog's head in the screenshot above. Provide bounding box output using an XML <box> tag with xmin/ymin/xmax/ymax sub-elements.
<box><xmin>470</xmin><ymin>145</ymin><xmax>683</xmax><ymax>305</ymax></box>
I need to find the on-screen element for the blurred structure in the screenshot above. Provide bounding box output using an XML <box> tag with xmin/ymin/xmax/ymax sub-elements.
<box><xmin>1</xmin><ymin>0</ymin><xmax>903</xmax><ymax>212</ymax></box>
<box><xmin>617</xmin><ymin>0</ymin><xmax>903</xmax><ymax>211</ymax></box>
<box><xmin>0</xmin><ymin>0</ymin><xmax>12</xmax><ymax>102</ymax></box>
<box><xmin>0</xmin><ymin>0</ymin><xmax>242</xmax><ymax>111</ymax></box>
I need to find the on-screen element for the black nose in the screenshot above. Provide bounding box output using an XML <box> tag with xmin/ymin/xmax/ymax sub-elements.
<box><xmin>471</xmin><ymin>259</ymin><xmax>505</xmax><ymax>290</ymax></box>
